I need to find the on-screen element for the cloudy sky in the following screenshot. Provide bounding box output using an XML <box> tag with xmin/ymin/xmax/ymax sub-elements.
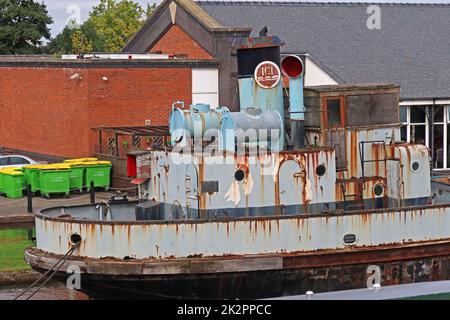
<box><xmin>42</xmin><ymin>0</ymin><xmax>450</xmax><ymax>38</ymax></box>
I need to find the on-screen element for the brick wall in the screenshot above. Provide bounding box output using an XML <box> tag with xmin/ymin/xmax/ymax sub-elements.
<box><xmin>151</xmin><ymin>24</ymin><xmax>213</xmax><ymax>59</ymax></box>
<box><xmin>0</xmin><ymin>65</ymin><xmax>192</xmax><ymax>159</ymax></box>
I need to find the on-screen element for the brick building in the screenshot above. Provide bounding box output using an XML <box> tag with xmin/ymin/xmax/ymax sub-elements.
<box><xmin>0</xmin><ymin>57</ymin><xmax>217</xmax><ymax>160</ymax></box>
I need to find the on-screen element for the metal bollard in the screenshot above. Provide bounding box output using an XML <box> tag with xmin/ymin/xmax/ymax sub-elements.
<box><xmin>26</xmin><ymin>184</ymin><xmax>33</xmax><ymax>214</ymax></box>
<box><xmin>90</xmin><ymin>181</ymin><xmax>95</xmax><ymax>204</ymax></box>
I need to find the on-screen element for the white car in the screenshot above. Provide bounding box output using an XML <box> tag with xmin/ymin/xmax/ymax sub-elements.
<box><xmin>0</xmin><ymin>155</ymin><xmax>40</xmax><ymax>169</ymax></box>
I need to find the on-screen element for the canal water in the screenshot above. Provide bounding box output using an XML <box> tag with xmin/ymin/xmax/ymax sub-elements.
<box><xmin>0</xmin><ymin>282</ymin><xmax>89</xmax><ymax>300</ymax></box>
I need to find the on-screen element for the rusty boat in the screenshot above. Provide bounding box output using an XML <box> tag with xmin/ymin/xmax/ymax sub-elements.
<box><xmin>25</xmin><ymin>36</ymin><xmax>450</xmax><ymax>299</ymax></box>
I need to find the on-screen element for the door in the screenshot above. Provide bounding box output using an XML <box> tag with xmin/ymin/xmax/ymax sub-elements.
<box><xmin>184</xmin><ymin>164</ymin><xmax>199</xmax><ymax>219</ymax></box>
<box><xmin>278</xmin><ymin>160</ymin><xmax>304</xmax><ymax>214</ymax></box>
<box><xmin>323</xmin><ymin>96</ymin><xmax>347</xmax><ymax>170</ymax></box>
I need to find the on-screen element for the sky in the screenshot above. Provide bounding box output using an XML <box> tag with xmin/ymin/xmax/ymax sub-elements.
<box><xmin>42</xmin><ymin>0</ymin><xmax>450</xmax><ymax>38</ymax></box>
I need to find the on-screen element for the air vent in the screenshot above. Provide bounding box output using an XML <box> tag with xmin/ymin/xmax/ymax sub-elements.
<box><xmin>343</xmin><ymin>233</ymin><xmax>357</xmax><ymax>245</ymax></box>
<box><xmin>411</xmin><ymin>161</ymin><xmax>420</xmax><ymax>173</ymax></box>
<box><xmin>373</xmin><ymin>183</ymin><xmax>385</xmax><ymax>197</ymax></box>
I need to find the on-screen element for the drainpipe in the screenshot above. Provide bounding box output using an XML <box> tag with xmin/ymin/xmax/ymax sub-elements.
<box><xmin>281</xmin><ymin>55</ymin><xmax>305</xmax><ymax>149</ymax></box>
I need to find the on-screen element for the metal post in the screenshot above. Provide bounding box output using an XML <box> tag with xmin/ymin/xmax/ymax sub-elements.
<box><xmin>90</xmin><ymin>181</ymin><xmax>95</xmax><ymax>204</ymax></box>
<box><xmin>115</xmin><ymin>133</ymin><xmax>119</xmax><ymax>158</ymax></box>
<box><xmin>26</xmin><ymin>184</ymin><xmax>33</xmax><ymax>214</ymax></box>
<box><xmin>99</xmin><ymin>130</ymin><xmax>103</xmax><ymax>154</ymax></box>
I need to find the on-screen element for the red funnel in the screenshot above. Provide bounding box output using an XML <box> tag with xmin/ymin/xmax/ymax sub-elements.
<box><xmin>281</xmin><ymin>55</ymin><xmax>304</xmax><ymax>78</ymax></box>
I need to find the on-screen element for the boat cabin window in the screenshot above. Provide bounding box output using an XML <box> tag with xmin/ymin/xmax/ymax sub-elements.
<box><xmin>323</xmin><ymin>97</ymin><xmax>345</xmax><ymax>128</ymax></box>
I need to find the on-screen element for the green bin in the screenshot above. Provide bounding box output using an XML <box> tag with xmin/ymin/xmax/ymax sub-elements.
<box><xmin>67</xmin><ymin>164</ymin><xmax>85</xmax><ymax>192</ymax></box>
<box><xmin>22</xmin><ymin>165</ymin><xmax>46</xmax><ymax>193</ymax></box>
<box><xmin>0</xmin><ymin>171</ymin><xmax>4</xmax><ymax>193</ymax></box>
<box><xmin>39</xmin><ymin>165</ymin><xmax>71</xmax><ymax>198</ymax></box>
<box><xmin>84</xmin><ymin>161</ymin><xmax>112</xmax><ymax>190</ymax></box>
<box><xmin>2</xmin><ymin>171</ymin><xmax>24</xmax><ymax>199</ymax></box>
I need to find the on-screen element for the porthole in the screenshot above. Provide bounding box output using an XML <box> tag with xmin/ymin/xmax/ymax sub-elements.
<box><xmin>343</xmin><ymin>233</ymin><xmax>357</xmax><ymax>245</ymax></box>
<box><xmin>234</xmin><ymin>169</ymin><xmax>245</xmax><ymax>181</ymax></box>
<box><xmin>316</xmin><ymin>164</ymin><xmax>326</xmax><ymax>177</ymax></box>
<box><xmin>411</xmin><ymin>161</ymin><xmax>420</xmax><ymax>173</ymax></box>
<box><xmin>69</xmin><ymin>233</ymin><xmax>82</xmax><ymax>245</ymax></box>
<box><xmin>373</xmin><ymin>183</ymin><xmax>385</xmax><ymax>198</ymax></box>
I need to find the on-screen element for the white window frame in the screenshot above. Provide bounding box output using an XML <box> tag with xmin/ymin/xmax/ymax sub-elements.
<box><xmin>432</xmin><ymin>105</ymin><xmax>445</xmax><ymax>170</ymax></box>
<box><xmin>401</xmin><ymin>105</ymin><xmax>429</xmax><ymax>146</ymax></box>
<box><xmin>400</xmin><ymin>104</ymin><xmax>450</xmax><ymax>170</ymax></box>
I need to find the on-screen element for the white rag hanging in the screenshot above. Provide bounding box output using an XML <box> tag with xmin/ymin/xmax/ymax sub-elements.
<box><xmin>225</xmin><ymin>181</ymin><xmax>241</xmax><ymax>206</ymax></box>
<box><xmin>242</xmin><ymin>172</ymin><xmax>254</xmax><ymax>196</ymax></box>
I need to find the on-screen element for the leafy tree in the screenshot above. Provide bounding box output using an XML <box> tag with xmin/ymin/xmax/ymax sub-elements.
<box><xmin>90</xmin><ymin>0</ymin><xmax>145</xmax><ymax>52</ymax></box>
<box><xmin>46</xmin><ymin>19</ymin><xmax>104</xmax><ymax>55</ymax></box>
<box><xmin>71</xmin><ymin>29</ymin><xmax>93</xmax><ymax>53</ymax></box>
<box><xmin>45</xmin><ymin>23</ymin><xmax>75</xmax><ymax>55</ymax></box>
<box><xmin>80</xmin><ymin>19</ymin><xmax>104</xmax><ymax>52</ymax></box>
<box><xmin>47</xmin><ymin>0</ymin><xmax>159</xmax><ymax>55</ymax></box>
<box><xmin>0</xmin><ymin>0</ymin><xmax>53</xmax><ymax>54</ymax></box>
<box><xmin>146</xmin><ymin>3</ymin><xmax>157</xmax><ymax>18</ymax></box>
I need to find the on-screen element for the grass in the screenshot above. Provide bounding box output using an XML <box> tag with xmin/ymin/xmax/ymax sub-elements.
<box><xmin>0</xmin><ymin>229</ymin><xmax>34</xmax><ymax>272</ymax></box>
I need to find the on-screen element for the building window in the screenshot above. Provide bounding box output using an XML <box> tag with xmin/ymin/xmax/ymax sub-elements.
<box><xmin>323</xmin><ymin>96</ymin><xmax>345</xmax><ymax>128</ymax></box>
<box><xmin>400</xmin><ymin>106</ymin><xmax>408</xmax><ymax>142</ymax></box>
<box><xmin>410</xmin><ymin>106</ymin><xmax>427</xmax><ymax>145</ymax></box>
<box><xmin>432</xmin><ymin>106</ymin><xmax>444</xmax><ymax>169</ymax></box>
<box><xmin>401</xmin><ymin>104</ymin><xmax>450</xmax><ymax>170</ymax></box>
<box><xmin>401</xmin><ymin>105</ymin><xmax>429</xmax><ymax>146</ymax></box>
<box><xmin>447</xmin><ymin>106</ymin><xmax>450</xmax><ymax>169</ymax></box>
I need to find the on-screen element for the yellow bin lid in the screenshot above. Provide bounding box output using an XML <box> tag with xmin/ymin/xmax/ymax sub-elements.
<box><xmin>64</xmin><ymin>158</ymin><xmax>98</xmax><ymax>163</ymax></box>
<box><xmin>0</xmin><ymin>169</ymin><xmax>23</xmax><ymax>176</ymax></box>
<box><xmin>23</xmin><ymin>164</ymin><xmax>47</xmax><ymax>169</ymax></box>
<box><xmin>83</xmin><ymin>161</ymin><xmax>112</xmax><ymax>166</ymax></box>
<box><xmin>39</xmin><ymin>163</ymin><xmax>71</xmax><ymax>170</ymax></box>
<box><xmin>67</xmin><ymin>162</ymin><xmax>87</xmax><ymax>167</ymax></box>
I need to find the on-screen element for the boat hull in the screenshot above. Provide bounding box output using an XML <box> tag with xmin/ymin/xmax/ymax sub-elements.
<box><xmin>25</xmin><ymin>239</ymin><xmax>450</xmax><ymax>299</ymax></box>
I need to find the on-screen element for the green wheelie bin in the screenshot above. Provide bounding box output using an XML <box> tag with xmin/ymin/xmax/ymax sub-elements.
<box><xmin>0</xmin><ymin>169</ymin><xmax>10</xmax><ymax>194</ymax></box>
<box><xmin>66</xmin><ymin>162</ymin><xmax>86</xmax><ymax>192</ymax></box>
<box><xmin>38</xmin><ymin>164</ymin><xmax>71</xmax><ymax>198</ymax></box>
<box><xmin>84</xmin><ymin>161</ymin><xmax>112</xmax><ymax>190</ymax></box>
<box><xmin>22</xmin><ymin>164</ymin><xmax>46</xmax><ymax>193</ymax></box>
<box><xmin>1</xmin><ymin>169</ymin><xmax>24</xmax><ymax>199</ymax></box>
<box><xmin>0</xmin><ymin>169</ymin><xmax>5</xmax><ymax>193</ymax></box>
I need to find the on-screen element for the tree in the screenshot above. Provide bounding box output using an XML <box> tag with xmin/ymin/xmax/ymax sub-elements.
<box><xmin>0</xmin><ymin>0</ymin><xmax>53</xmax><ymax>54</ymax></box>
<box><xmin>80</xmin><ymin>19</ymin><xmax>105</xmax><ymax>52</ymax></box>
<box><xmin>90</xmin><ymin>0</ymin><xmax>145</xmax><ymax>52</ymax></box>
<box><xmin>71</xmin><ymin>29</ymin><xmax>93</xmax><ymax>53</ymax></box>
<box><xmin>46</xmin><ymin>19</ymin><xmax>104</xmax><ymax>55</ymax></box>
<box><xmin>45</xmin><ymin>23</ymin><xmax>75</xmax><ymax>55</ymax></box>
<box><xmin>46</xmin><ymin>0</ymin><xmax>159</xmax><ymax>55</ymax></box>
<box><xmin>146</xmin><ymin>3</ymin><xmax>157</xmax><ymax>18</ymax></box>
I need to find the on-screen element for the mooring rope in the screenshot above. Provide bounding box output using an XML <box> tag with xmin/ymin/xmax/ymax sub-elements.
<box><xmin>13</xmin><ymin>242</ymin><xmax>80</xmax><ymax>300</ymax></box>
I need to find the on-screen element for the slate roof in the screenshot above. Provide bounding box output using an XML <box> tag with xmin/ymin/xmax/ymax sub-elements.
<box><xmin>198</xmin><ymin>1</ymin><xmax>450</xmax><ymax>100</ymax></box>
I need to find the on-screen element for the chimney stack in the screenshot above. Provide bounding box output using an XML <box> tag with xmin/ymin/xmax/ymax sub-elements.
<box><xmin>281</xmin><ymin>55</ymin><xmax>305</xmax><ymax>149</ymax></box>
